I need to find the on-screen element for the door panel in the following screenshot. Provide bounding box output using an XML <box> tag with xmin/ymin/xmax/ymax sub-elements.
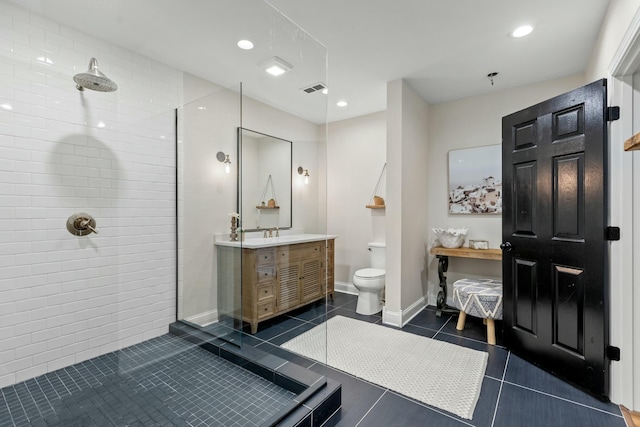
<box><xmin>514</xmin><ymin>258</ymin><xmax>537</xmax><ymax>335</ymax></box>
<box><xmin>502</xmin><ymin>79</ymin><xmax>609</xmax><ymax>398</ymax></box>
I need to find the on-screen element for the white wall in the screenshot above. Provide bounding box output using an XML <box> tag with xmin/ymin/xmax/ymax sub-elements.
<box><xmin>586</xmin><ymin>0</ymin><xmax>640</xmax><ymax>409</ymax></box>
<box><xmin>326</xmin><ymin>111</ymin><xmax>386</xmax><ymax>287</ymax></box>
<box><xmin>0</xmin><ymin>0</ymin><xmax>180</xmax><ymax>388</ymax></box>
<box><xmin>384</xmin><ymin>80</ymin><xmax>430</xmax><ymax>326</ymax></box>
<box><xmin>426</xmin><ymin>74</ymin><xmax>585</xmax><ymax>304</ymax></box>
<box><xmin>180</xmin><ymin>78</ymin><xmax>240</xmax><ymax>321</ymax></box>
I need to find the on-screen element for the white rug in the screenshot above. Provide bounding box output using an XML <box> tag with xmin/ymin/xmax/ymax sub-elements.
<box><xmin>281</xmin><ymin>315</ymin><xmax>488</xmax><ymax>420</ymax></box>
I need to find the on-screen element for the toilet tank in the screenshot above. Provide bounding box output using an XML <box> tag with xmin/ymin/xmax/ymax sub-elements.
<box><xmin>368</xmin><ymin>242</ymin><xmax>386</xmax><ymax>269</ymax></box>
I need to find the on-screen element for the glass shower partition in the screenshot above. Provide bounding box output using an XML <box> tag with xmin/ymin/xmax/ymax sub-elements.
<box><xmin>177</xmin><ymin>82</ymin><xmax>243</xmax><ymax>345</ymax></box>
<box><xmin>176</xmin><ymin>1</ymin><xmax>330</xmax><ymax>425</ymax></box>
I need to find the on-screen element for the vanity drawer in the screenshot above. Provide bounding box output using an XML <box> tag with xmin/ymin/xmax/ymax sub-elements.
<box><xmin>256</xmin><ymin>248</ymin><xmax>275</xmax><ymax>266</ymax></box>
<box><xmin>276</xmin><ymin>242</ymin><xmax>323</xmax><ymax>262</ymax></box>
<box><xmin>256</xmin><ymin>266</ymin><xmax>276</xmax><ymax>284</ymax></box>
<box><xmin>257</xmin><ymin>300</ymin><xmax>275</xmax><ymax>319</ymax></box>
<box><xmin>257</xmin><ymin>284</ymin><xmax>274</xmax><ymax>301</ymax></box>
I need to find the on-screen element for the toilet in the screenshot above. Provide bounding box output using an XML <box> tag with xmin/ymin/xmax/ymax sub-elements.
<box><xmin>353</xmin><ymin>242</ymin><xmax>386</xmax><ymax>315</ymax></box>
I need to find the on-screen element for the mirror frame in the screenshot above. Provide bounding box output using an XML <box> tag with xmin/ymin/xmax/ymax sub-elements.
<box><xmin>237</xmin><ymin>127</ymin><xmax>293</xmax><ymax>232</ymax></box>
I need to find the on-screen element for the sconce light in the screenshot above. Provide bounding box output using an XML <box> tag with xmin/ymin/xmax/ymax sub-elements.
<box><xmin>297</xmin><ymin>166</ymin><xmax>309</xmax><ymax>184</ymax></box>
<box><xmin>217</xmin><ymin>151</ymin><xmax>231</xmax><ymax>174</ymax></box>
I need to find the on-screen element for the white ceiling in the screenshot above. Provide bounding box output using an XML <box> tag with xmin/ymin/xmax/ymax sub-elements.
<box><xmin>13</xmin><ymin>0</ymin><xmax>611</xmax><ymax>124</ymax></box>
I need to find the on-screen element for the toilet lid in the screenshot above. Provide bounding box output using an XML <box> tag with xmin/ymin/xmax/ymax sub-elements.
<box><xmin>355</xmin><ymin>268</ymin><xmax>385</xmax><ymax>279</ymax></box>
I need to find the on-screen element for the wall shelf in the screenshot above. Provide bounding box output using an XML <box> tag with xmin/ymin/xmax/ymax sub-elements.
<box><xmin>256</xmin><ymin>206</ymin><xmax>279</xmax><ymax>209</ymax></box>
<box><xmin>624</xmin><ymin>132</ymin><xmax>640</xmax><ymax>151</ymax></box>
<box><xmin>366</xmin><ymin>163</ymin><xmax>386</xmax><ymax>209</ymax></box>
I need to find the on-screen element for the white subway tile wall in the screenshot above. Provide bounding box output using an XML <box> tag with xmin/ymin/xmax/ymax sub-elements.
<box><xmin>0</xmin><ymin>0</ymin><xmax>181</xmax><ymax>387</ymax></box>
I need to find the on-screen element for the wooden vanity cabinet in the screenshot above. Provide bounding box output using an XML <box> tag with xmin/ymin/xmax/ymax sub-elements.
<box><xmin>241</xmin><ymin>239</ymin><xmax>335</xmax><ymax>334</ymax></box>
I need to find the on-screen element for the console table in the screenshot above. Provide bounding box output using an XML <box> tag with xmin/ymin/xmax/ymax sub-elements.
<box><xmin>430</xmin><ymin>247</ymin><xmax>502</xmax><ymax>317</ymax></box>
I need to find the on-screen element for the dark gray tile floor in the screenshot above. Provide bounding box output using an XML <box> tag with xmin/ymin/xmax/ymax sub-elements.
<box><xmin>249</xmin><ymin>292</ymin><xmax>626</xmax><ymax>427</ymax></box>
<box><xmin>1</xmin><ymin>293</ymin><xmax>626</xmax><ymax>427</ymax></box>
<box><xmin>0</xmin><ymin>335</ymin><xmax>295</xmax><ymax>427</ymax></box>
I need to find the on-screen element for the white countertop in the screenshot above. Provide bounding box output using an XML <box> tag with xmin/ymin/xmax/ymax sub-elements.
<box><xmin>215</xmin><ymin>234</ymin><xmax>338</xmax><ymax>248</ymax></box>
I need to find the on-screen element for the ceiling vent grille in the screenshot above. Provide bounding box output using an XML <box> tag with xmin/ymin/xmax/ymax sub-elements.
<box><xmin>301</xmin><ymin>82</ymin><xmax>326</xmax><ymax>94</ymax></box>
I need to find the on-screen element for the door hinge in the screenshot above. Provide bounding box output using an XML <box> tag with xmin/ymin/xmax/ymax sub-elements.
<box><xmin>606</xmin><ymin>106</ymin><xmax>620</xmax><ymax>122</ymax></box>
<box><xmin>605</xmin><ymin>226</ymin><xmax>620</xmax><ymax>241</ymax></box>
<box><xmin>607</xmin><ymin>346</ymin><xmax>621</xmax><ymax>361</ymax></box>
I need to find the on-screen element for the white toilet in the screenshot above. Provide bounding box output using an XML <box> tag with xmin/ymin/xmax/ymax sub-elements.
<box><xmin>353</xmin><ymin>242</ymin><xmax>386</xmax><ymax>315</ymax></box>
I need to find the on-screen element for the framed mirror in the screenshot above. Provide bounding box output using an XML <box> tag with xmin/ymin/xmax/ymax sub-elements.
<box><xmin>238</xmin><ymin>127</ymin><xmax>292</xmax><ymax>231</ymax></box>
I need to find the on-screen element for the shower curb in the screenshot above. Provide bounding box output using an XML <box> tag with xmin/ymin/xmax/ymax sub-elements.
<box><xmin>169</xmin><ymin>321</ymin><xmax>341</xmax><ymax>427</ymax></box>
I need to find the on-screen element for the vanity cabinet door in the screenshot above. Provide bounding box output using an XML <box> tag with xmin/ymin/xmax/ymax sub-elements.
<box><xmin>300</xmin><ymin>258</ymin><xmax>323</xmax><ymax>303</ymax></box>
<box><xmin>277</xmin><ymin>262</ymin><xmax>300</xmax><ymax>310</ymax></box>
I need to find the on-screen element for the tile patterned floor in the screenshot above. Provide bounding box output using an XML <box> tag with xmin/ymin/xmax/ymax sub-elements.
<box><xmin>0</xmin><ymin>335</ymin><xmax>295</xmax><ymax>427</ymax></box>
<box><xmin>249</xmin><ymin>292</ymin><xmax>626</xmax><ymax>427</ymax></box>
<box><xmin>0</xmin><ymin>293</ymin><xmax>627</xmax><ymax>427</ymax></box>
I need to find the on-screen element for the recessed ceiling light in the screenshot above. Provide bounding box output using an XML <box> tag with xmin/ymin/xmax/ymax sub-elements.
<box><xmin>322</xmin><ymin>88</ymin><xmax>328</xmax><ymax>95</ymax></box>
<box><xmin>237</xmin><ymin>39</ymin><xmax>254</xmax><ymax>50</ymax></box>
<box><xmin>511</xmin><ymin>25</ymin><xmax>533</xmax><ymax>38</ymax></box>
<box><xmin>336</xmin><ymin>100</ymin><xmax>348</xmax><ymax>107</ymax></box>
<box><xmin>258</xmin><ymin>56</ymin><xmax>293</xmax><ymax>76</ymax></box>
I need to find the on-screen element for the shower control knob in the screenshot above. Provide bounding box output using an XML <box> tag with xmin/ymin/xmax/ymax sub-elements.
<box><xmin>66</xmin><ymin>213</ymin><xmax>99</xmax><ymax>236</ymax></box>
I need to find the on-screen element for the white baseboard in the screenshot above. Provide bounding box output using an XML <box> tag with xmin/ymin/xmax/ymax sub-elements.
<box><xmin>334</xmin><ymin>281</ymin><xmax>358</xmax><ymax>295</ymax></box>
<box><xmin>185</xmin><ymin>309</ymin><xmax>218</xmax><ymax>327</ymax></box>
<box><xmin>382</xmin><ymin>295</ymin><xmax>427</xmax><ymax>328</ymax></box>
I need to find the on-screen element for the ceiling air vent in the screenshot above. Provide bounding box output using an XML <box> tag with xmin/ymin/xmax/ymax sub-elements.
<box><xmin>301</xmin><ymin>82</ymin><xmax>326</xmax><ymax>94</ymax></box>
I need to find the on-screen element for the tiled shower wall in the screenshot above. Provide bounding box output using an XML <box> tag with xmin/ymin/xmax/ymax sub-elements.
<box><xmin>0</xmin><ymin>1</ymin><xmax>181</xmax><ymax>388</ymax></box>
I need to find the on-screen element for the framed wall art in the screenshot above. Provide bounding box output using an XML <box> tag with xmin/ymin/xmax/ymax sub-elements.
<box><xmin>448</xmin><ymin>144</ymin><xmax>502</xmax><ymax>214</ymax></box>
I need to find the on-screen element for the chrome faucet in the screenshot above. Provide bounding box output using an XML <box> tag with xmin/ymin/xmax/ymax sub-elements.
<box><xmin>275</xmin><ymin>227</ymin><xmax>279</xmax><ymax>237</ymax></box>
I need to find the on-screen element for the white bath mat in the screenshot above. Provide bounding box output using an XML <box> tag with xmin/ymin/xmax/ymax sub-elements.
<box><xmin>281</xmin><ymin>315</ymin><xmax>488</xmax><ymax>420</ymax></box>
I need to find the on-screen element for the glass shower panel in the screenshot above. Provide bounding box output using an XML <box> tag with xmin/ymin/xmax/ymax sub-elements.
<box><xmin>239</xmin><ymin>0</ymin><xmax>329</xmax><ymax>371</ymax></box>
<box><xmin>177</xmin><ymin>83</ymin><xmax>242</xmax><ymax>345</ymax></box>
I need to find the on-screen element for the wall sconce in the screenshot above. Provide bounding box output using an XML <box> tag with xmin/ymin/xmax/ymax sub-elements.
<box><xmin>297</xmin><ymin>166</ymin><xmax>309</xmax><ymax>184</ymax></box>
<box><xmin>217</xmin><ymin>151</ymin><xmax>231</xmax><ymax>174</ymax></box>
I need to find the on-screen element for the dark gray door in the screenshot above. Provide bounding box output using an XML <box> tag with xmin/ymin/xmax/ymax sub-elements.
<box><xmin>501</xmin><ymin>79</ymin><xmax>609</xmax><ymax>398</ymax></box>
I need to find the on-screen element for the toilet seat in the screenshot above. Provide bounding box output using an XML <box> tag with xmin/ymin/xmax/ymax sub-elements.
<box><xmin>354</xmin><ymin>268</ymin><xmax>385</xmax><ymax>279</ymax></box>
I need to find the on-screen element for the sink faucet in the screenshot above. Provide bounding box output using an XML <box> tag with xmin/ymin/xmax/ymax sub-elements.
<box><xmin>275</xmin><ymin>227</ymin><xmax>279</xmax><ymax>237</ymax></box>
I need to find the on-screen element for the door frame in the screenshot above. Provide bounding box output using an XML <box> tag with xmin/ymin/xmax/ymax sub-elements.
<box><xmin>607</xmin><ymin>8</ymin><xmax>640</xmax><ymax>410</ymax></box>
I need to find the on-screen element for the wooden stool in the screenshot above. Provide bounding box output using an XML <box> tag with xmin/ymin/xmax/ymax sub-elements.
<box><xmin>452</xmin><ymin>278</ymin><xmax>503</xmax><ymax>345</ymax></box>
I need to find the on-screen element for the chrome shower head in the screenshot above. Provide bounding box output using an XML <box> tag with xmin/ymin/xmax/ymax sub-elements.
<box><xmin>73</xmin><ymin>57</ymin><xmax>118</xmax><ymax>92</ymax></box>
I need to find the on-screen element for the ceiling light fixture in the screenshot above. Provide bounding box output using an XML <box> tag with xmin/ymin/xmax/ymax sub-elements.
<box><xmin>336</xmin><ymin>100</ymin><xmax>348</xmax><ymax>107</ymax></box>
<box><xmin>237</xmin><ymin>39</ymin><xmax>254</xmax><ymax>50</ymax></box>
<box><xmin>259</xmin><ymin>56</ymin><xmax>293</xmax><ymax>76</ymax></box>
<box><xmin>487</xmin><ymin>72</ymin><xmax>498</xmax><ymax>86</ymax></box>
<box><xmin>511</xmin><ymin>25</ymin><xmax>533</xmax><ymax>38</ymax></box>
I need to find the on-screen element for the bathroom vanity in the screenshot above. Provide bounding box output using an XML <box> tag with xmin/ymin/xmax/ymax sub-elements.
<box><xmin>216</xmin><ymin>235</ymin><xmax>336</xmax><ymax>334</ymax></box>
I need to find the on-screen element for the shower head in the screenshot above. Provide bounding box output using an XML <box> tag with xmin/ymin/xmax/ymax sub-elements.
<box><xmin>73</xmin><ymin>57</ymin><xmax>118</xmax><ymax>92</ymax></box>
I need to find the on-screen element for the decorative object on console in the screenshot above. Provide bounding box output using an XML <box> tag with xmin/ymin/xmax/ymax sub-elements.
<box><xmin>469</xmin><ymin>239</ymin><xmax>489</xmax><ymax>250</ymax></box>
<box><xmin>432</xmin><ymin>227</ymin><xmax>468</xmax><ymax>248</ymax></box>
<box><xmin>448</xmin><ymin>145</ymin><xmax>501</xmax><ymax>214</ymax></box>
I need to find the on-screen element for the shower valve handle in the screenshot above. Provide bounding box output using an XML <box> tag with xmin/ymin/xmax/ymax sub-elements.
<box><xmin>77</xmin><ymin>218</ymin><xmax>98</xmax><ymax>234</ymax></box>
<box><xmin>67</xmin><ymin>213</ymin><xmax>99</xmax><ymax>236</ymax></box>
